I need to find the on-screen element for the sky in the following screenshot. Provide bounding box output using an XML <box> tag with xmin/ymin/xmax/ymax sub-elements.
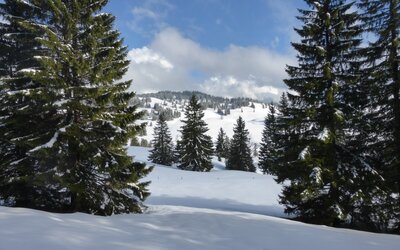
<box><xmin>104</xmin><ymin>0</ymin><xmax>307</xmax><ymax>101</ymax></box>
<box><xmin>0</xmin><ymin>0</ymin><xmax>307</xmax><ymax>102</ymax></box>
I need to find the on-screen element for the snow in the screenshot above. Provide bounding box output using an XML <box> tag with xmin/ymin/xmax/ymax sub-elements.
<box><xmin>128</xmin><ymin>147</ymin><xmax>284</xmax><ymax>217</ymax></box>
<box><xmin>1</xmin><ymin>150</ymin><xmax>400</xmax><ymax>249</ymax></box>
<box><xmin>317</xmin><ymin>127</ymin><xmax>330</xmax><ymax>141</ymax></box>
<box><xmin>19</xmin><ymin>68</ymin><xmax>39</xmax><ymax>74</ymax></box>
<box><xmin>299</xmin><ymin>146</ymin><xmax>310</xmax><ymax>160</ymax></box>
<box><xmin>28</xmin><ymin>131</ymin><xmax>59</xmax><ymax>153</ymax></box>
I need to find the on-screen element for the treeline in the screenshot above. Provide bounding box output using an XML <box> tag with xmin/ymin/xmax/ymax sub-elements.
<box><xmin>148</xmin><ymin>95</ymin><xmax>256</xmax><ymax>172</ymax></box>
<box><xmin>138</xmin><ymin>90</ymin><xmax>262</xmax><ymax>111</ymax></box>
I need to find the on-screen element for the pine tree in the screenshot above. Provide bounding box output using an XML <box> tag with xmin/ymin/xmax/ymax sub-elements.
<box><xmin>226</xmin><ymin>116</ymin><xmax>255</xmax><ymax>172</ymax></box>
<box><xmin>259</xmin><ymin>105</ymin><xmax>278</xmax><ymax>174</ymax></box>
<box><xmin>215</xmin><ymin>128</ymin><xmax>228</xmax><ymax>161</ymax></box>
<box><xmin>177</xmin><ymin>95</ymin><xmax>213</xmax><ymax>171</ymax></box>
<box><xmin>148</xmin><ymin>114</ymin><xmax>174</xmax><ymax>166</ymax></box>
<box><xmin>359</xmin><ymin>0</ymin><xmax>400</xmax><ymax>231</ymax></box>
<box><xmin>0</xmin><ymin>0</ymin><xmax>59</xmax><ymax>208</ymax></box>
<box><xmin>277</xmin><ymin>0</ymin><xmax>381</xmax><ymax>227</ymax></box>
<box><xmin>1</xmin><ymin>0</ymin><xmax>152</xmax><ymax>215</ymax></box>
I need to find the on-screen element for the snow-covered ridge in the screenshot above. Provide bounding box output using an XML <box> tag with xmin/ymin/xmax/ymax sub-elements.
<box><xmin>136</xmin><ymin>96</ymin><xmax>270</xmax><ymax>145</ymax></box>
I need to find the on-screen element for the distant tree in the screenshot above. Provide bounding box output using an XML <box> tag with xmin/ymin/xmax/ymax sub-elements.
<box><xmin>148</xmin><ymin>114</ymin><xmax>174</xmax><ymax>166</ymax></box>
<box><xmin>215</xmin><ymin>128</ymin><xmax>229</xmax><ymax>161</ymax></box>
<box><xmin>226</xmin><ymin>116</ymin><xmax>255</xmax><ymax>172</ymax></box>
<box><xmin>259</xmin><ymin>105</ymin><xmax>278</xmax><ymax>174</ymax></box>
<box><xmin>176</xmin><ymin>95</ymin><xmax>213</xmax><ymax>171</ymax></box>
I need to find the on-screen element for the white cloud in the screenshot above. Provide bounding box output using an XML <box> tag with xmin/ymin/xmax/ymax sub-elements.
<box><xmin>201</xmin><ymin>76</ymin><xmax>282</xmax><ymax>101</ymax></box>
<box><xmin>125</xmin><ymin>27</ymin><xmax>295</xmax><ymax>101</ymax></box>
<box><xmin>129</xmin><ymin>47</ymin><xmax>174</xmax><ymax>71</ymax></box>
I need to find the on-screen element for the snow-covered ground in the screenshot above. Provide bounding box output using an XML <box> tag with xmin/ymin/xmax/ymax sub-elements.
<box><xmin>1</xmin><ymin>146</ymin><xmax>400</xmax><ymax>250</ymax></box>
<box><xmin>130</xmin><ymin>146</ymin><xmax>284</xmax><ymax>217</ymax></box>
<box><xmin>138</xmin><ymin>97</ymin><xmax>268</xmax><ymax>144</ymax></box>
<box><xmin>2</xmin><ymin>205</ymin><xmax>399</xmax><ymax>250</ymax></box>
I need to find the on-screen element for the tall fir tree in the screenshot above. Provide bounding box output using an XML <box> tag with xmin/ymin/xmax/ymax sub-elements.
<box><xmin>226</xmin><ymin>116</ymin><xmax>255</xmax><ymax>172</ymax></box>
<box><xmin>148</xmin><ymin>113</ymin><xmax>174</xmax><ymax>166</ymax></box>
<box><xmin>277</xmin><ymin>0</ymin><xmax>383</xmax><ymax>227</ymax></box>
<box><xmin>359</xmin><ymin>0</ymin><xmax>400</xmax><ymax>231</ymax></box>
<box><xmin>259</xmin><ymin>104</ymin><xmax>278</xmax><ymax>174</ymax></box>
<box><xmin>1</xmin><ymin>0</ymin><xmax>152</xmax><ymax>215</ymax></box>
<box><xmin>0</xmin><ymin>0</ymin><xmax>59</xmax><ymax>208</ymax></box>
<box><xmin>176</xmin><ymin>94</ymin><xmax>213</xmax><ymax>172</ymax></box>
<box><xmin>215</xmin><ymin>128</ymin><xmax>228</xmax><ymax>161</ymax></box>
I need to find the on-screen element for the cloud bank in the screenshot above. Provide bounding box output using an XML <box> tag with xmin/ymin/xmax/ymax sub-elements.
<box><xmin>125</xmin><ymin>28</ymin><xmax>295</xmax><ymax>101</ymax></box>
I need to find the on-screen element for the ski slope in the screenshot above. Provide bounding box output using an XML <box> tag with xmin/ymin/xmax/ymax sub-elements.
<box><xmin>1</xmin><ymin>147</ymin><xmax>399</xmax><ymax>250</ymax></box>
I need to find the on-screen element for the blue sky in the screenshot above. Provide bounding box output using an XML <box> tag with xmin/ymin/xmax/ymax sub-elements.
<box><xmin>105</xmin><ymin>0</ymin><xmax>305</xmax><ymax>54</ymax></box>
<box><xmin>103</xmin><ymin>0</ymin><xmax>307</xmax><ymax>101</ymax></box>
<box><xmin>1</xmin><ymin>0</ymin><xmax>307</xmax><ymax>101</ymax></box>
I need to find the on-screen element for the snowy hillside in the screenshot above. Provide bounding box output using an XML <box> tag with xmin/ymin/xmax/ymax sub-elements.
<box><xmin>136</xmin><ymin>97</ymin><xmax>269</xmax><ymax>144</ymax></box>
<box><xmin>1</xmin><ymin>147</ymin><xmax>400</xmax><ymax>250</ymax></box>
<box><xmin>129</xmin><ymin>146</ymin><xmax>284</xmax><ymax>217</ymax></box>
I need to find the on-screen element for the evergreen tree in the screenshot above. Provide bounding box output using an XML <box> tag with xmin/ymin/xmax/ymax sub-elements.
<box><xmin>176</xmin><ymin>95</ymin><xmax>213</xmax><ymax>171</ymax></box>
<box><xmin>223</xmin><ymin>135</ymin><xmax>230</xmax><ymax>159</ymax></box>
<box><xmin>259</xmin><ymin>105</ymin><xmax>278</xmax><ymax>174</ymax></box>
<box><xmin>215</xmin><ymin>128</ymin><xmax>228</xmax><ymax>161</ymax></box>
<box><xmin>0</xmin><ymin>0</ymin><xmax>59</xmax><ymax>208</ymax></box>
<box><xmin>359</xmin><ymin>0</ymin><xmax>400</xmax><ymax>231</ymax></box>
<box><xmin>1</xmin><ymin>0</ymin><xmax>152</xmax><ymax>215</ymax></box>
<box><xmin>277</xmin><ymin>0</ymin><xmax>381</xmax><ymax>227</ymax></box>
<box><xmin>226</xmin><ymin>116</ymin><xmax>255</xmax><ymax>172</ymax></box>
<box><xmin>148</xmin><ymin>114</ymin><xmax>174</xmax><ymax>166</ymax></box>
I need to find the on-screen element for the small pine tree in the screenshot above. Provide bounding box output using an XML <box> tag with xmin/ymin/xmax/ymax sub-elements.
<box><xmin>226</xmin><ymin>116</ymin><xmax>255</xmax><ymax>172</ymax></box>
<box><xmin>259</xmin><ymin>105</ymin><xmax>278</xmax><ymax>174</ymax></box>
<box><xmin>215</xmin><ymin>128</ymin><xmax>228</xmax><ymax>161</ymax></box>
<box><xmin>148</xmin><ymin>114</ymin><xmax>174</xmax><ymax>166</ymax></box>
<box><xmin>176</xmin><ymin>95</ymin><xmax>213</xmax><ymax>171</ymax></box>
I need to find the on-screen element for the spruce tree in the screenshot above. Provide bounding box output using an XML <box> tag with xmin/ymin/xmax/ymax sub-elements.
<box><xmin>1</xmin><ymin>0</ymin><xmax>152</xmax><ymax>215</ymax></box>
<box><xmin>277</xmin><ymin>0</ymin><xmax>381</xmax><ymax>227</ymax></box>
<box><xmin>359</xmin><ymin>0</ymin><xmax>400</xmax><ymax>231</ymax></box>
<box><xmin>148</xmin><ymin>113</ymin><xmax>174</xmax><ymax>166</ymax></box>
<box><xmin>176</xmin><ymin>94</ymin><xmax>213</xmax><ymax>172</ymax></box>
<box><xmin>215</xmin><ymin>128</ymin><xmax>228</xmax><ymax>161</ymax></box>
<box><xmin>0</xmin><ymin>0</ymin><xmax>59</xmax><ymax>208</ymax></box>
<box><xmin>226</xmin><ymin>116</ymin><xmax>255</xmax><ymax>172</ymax></box>
<box><xmin>259</xmin><ymin>105</ymin><xmax>278</xmax><ymax>174</ymax></box>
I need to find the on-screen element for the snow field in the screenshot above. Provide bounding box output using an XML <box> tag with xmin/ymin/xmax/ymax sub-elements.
<box><xmin>1</xmin><ymin>145</ymin><xmax>400</xmax><ymax>249</ymax></box>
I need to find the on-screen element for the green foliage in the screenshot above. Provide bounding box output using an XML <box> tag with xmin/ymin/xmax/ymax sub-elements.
<box><xmin>275</xmin><ymin>0</ymin><xmax>384</xmax><ymax>228</ymax></box>
<box><xmin>226</xmin><ymin>116</ymin><xmax>255</xmax><ymax>172</ymax></box>
<box><xmin>148</xmin><ymin>114</ymin><xmax>174</xmax><ymax>166</ymax></box>
<box><xmin>259</xmin><ymin>105</ymin><xmax>279</xmax><ymax>174</ymax></box>
<box><xmin>0</xmin><ymin>0</ymin><xmax>151</xmax><ymax>215</ymax></box>
<box><xmin>176</xmin><ymin>95</ymin><xmax>213</xmax><ymax>171</ymax></box>
<box><xmin>358</xmin><ymin>0</ymin><xmax>400</xmax><ymax>231</ymax></box>
<box><xmin>215</xmin><ymin>128</ymin><xmax>229</xmax><ymax>161</ymax></box>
